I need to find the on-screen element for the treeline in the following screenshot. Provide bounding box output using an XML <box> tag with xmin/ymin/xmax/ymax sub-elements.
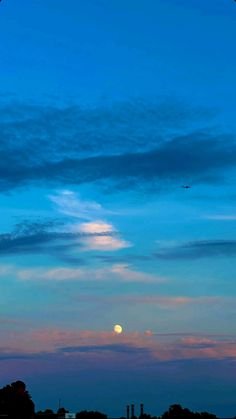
<box><xmin>158</xmin><ymin>404</ymin><xmax>218</xmax><ymax>419</ymax></box>
<box><xmin>31</xmin><ymin>404</ymin><xmax>220</xmax><ymax>419</ymax></box>
<box><xmin>0</xmin><ymin>381</ymin><xmax>224</xmax><ymax>419</ymax></box>
<box><xmin>121</xmin><ymin>405</ymin><xmax>218</xmax><ymax>419</ymax></box>
<box><xmin>36</xmin><ymin>409</ymin><xmax>107</xmax><ymax>418</ymax></box>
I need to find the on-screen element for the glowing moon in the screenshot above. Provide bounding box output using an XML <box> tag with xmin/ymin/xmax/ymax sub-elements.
<box><xmin>114</xmin><ymin>324</ymin><xmax>123</xmax><ymax>334</ymax></box>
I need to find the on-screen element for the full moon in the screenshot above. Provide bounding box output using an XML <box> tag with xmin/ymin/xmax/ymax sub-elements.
<box><xmin>114</xmin><ymin>324</ymin><xmax>123</xmax><ymax>334</ymax></box>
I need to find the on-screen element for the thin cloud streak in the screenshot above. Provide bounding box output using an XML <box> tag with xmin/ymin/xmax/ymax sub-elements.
<box><xmin>204</xmin><ymin>214</ymin><xmax>236</xmax><ymax>221</ymax></box>
<box><xmin>154</xmin><ymin>239</ymin><xmax>236</xmax><ymax>259</ymax></box>
<box><xmin>16</xmin><ymin>264</ymin><xmax>164</xmax><ymax>283</ymax></box>
<box><xmin>49</xmin><ymin>190</ymin><xmax>117</xmax><ymax>220</ymax></box>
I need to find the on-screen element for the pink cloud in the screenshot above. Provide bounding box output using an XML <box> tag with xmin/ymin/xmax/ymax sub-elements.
<box><xmin>119</xmin><ymin>296</ymin><xmax>221</xmax><ymax>305</ymax></box>
<box><xmin>1</xmin><ymin>327</ymin><xmax>236</xmax><ymax>363</ymax></box>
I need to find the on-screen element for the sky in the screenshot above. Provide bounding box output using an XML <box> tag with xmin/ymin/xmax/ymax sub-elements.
<box><xmin>0</xmin><ymin>0</ymin><xmax>236</xmax><ymax>416</ymax></box>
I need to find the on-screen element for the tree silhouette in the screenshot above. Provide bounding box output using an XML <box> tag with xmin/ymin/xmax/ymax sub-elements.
<box><xmin>76</xmin><ymin>410</ymin><xmax>107</xmax><ymax>419</ymax></box>
<box><xmin>0</xmin><ymin>384</ymin><xmax>12</xmax><ymax>415</ymax></box>
<box><xmin>140</xmin><ymin>413</ymin><xmax>157</xmax><ymax>419</ymax></box>
<box><xmin>36</xmin><ymin>408</ymin><xmax>56</xmax><ymax>418</ymax></box>
<box><xmin>0</xmin><ymin>380</ymin><xmax>35</xmax><ymax>419</ymax></box>
<box><xmin>10</xmin><ymin>380</ymin><xmax>34</xmax><ymax>418</ymax></box>
<box><xmin>160</xmin><ymin>404</ymin><xmax>218</xmax><ymax>419</ymax></box>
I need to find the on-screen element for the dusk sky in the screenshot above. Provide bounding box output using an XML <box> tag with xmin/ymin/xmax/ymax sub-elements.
<box><xmin>1</xmin><ymin>0</ymin><xmax>236</xmax><ymax>416</ymax></box>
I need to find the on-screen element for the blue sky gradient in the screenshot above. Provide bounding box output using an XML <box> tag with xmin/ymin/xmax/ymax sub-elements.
<box><xmin>0</xmin><ymin>0</ymin><xmax>236</xmax><ymax>416</ymax></box>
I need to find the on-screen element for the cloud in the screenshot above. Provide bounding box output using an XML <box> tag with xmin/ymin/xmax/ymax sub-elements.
<box><xmin>0</xmin><ymin>220</ymin><xmax>82</xmax><ymax>257</ymax></box>
<box><xmin>50</xmin><ymin>190</ymin><xmax>131</xmax><ymax>251</ymax></box>
<box><xmin>0</xmin><ymin>99</ymin><xmax>209</xmax><ymax>161</ymax></box>
<box><xmin>2</xmin><ymin>327</ymin><xmax>236</xmax><ymax>363</ymax></box>
<box><xmin>115</xmin><ymin>295</ymin><xmax>221</xmax><ymax>306</ymax></box>
<box><xmin>81</xmin><ymin>234</ymin><xmax>131</xmax><ymax>251</ymax></box>
<box><xmin>17</xmin><ymin>267</ymin><xmax>85</xmax><ymax>281</ymax></box>
<box><xmin>0</xmin><ymin>351</ymin><xmax>39</xmax><ymax>361</ymax></box>
<box><xmin>72</xmin><ymin>295</ymin><xmax>236</xmax><ymax>314</ymax></box>
<box><xmin>204</xmin><ymin>215</ymin><xmax>236</xmax><ymax>221</ymax></box>
<box><xmin>95</xmin><ymin>253</ymin><xmax>152</xmax><ymax>264</ymax></box>
<box><xmin>179</xmin><ymin>337</ymin><xmax>218</xmax><ymax>349</ymax></box>
<box><xmin>0</xmin><ymin>99</ymin><xmax>233</xmax><ymax>191</ymax></box>
<box><xmin>108</xmin><ymin>264</ymin><xmax>164</xmax><ymax>283</ymax></box>
<box><xmin>79</xmin><ymin>221</ymin><xmax>114</xmax><ymax>234</ymax></box>
<box><xmin>75</xmin><ymin>221</ymin><xmax>131</xmax><ymax>251</ymax></box>
<box><xmin>10</xmin><ymin>133</ymin><xmax>234</xmax><ymax>190</ymax></box>
<box><xmin>16</xmin><ymin>263</ymin><xmax>164</xmax><ymax>283</ymax></box>
<box><xmin>59</xmin><ymin>344</ymin><xmax>149</xmax><ymax>355</ymax></box>
<box><xmin>0</xmin><ymin>210</ymin><xmax>130</xmax><ymax>258</ymax></box>
<box><xmin>154</xmin><ymin>239</ymin><xmax>236</xmax><ymax>260</ymax></box>
<box><xmin>49</xmin><ymin>190</ymin><xmax>115</xmax><ymax>220</ymax></box>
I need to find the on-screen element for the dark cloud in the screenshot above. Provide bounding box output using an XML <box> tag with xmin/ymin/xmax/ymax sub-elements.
<box><xmin>0</xmin><ymin>220</ymin><xmax>112</xmax><ymax>259</ymax></box>
<box><xmin>0</xmin><ymin>99</ymin><xmax>229</xmax><ymax>191</ymax></box>
<box><xmin>59</xmin><ymin>344</ymin><xmax>149</xmax><ymax>355</ymax></box>
<box><xmin>0</xmin><ymin>99</ymin><xmax>210</xmax><ymax>159</ymax></box>
<box><xmin>95</xmin><ymin>254</ymin><xmax>152</xmax><ymax>264</ymax></box>
<box><xmin>0</xmin><ymin>343</ymin><xmax>150</xmax><ymax>362</ymax></box>
<box><xmin>154</xmin><ymin>240</ymin><xmax>236</xmax><ymax>260</ymax></box>
<box><xmin>0</xmin><ymin>352</ymin><xmax>38</xmax><ymax>361</ymax></box>
<box><xmin>0</xmin><ymin>221</ymin><xmax>78</xmax><ymax>256</ymax></box>
<box><xmin>179</xmin><ymin>342</ymin><xmax>217</xmax><ymax>350</ymax></box>
<box><xmin>1</xmin><ymin>132</ymin><xmax>236</xmax><ymax>191</ymax></box>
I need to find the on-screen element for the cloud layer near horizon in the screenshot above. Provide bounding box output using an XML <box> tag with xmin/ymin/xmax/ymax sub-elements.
<box><xmin>1</xmin><ymin>327</ymin><xmax>236</xmax><ymax>363</ymax></box>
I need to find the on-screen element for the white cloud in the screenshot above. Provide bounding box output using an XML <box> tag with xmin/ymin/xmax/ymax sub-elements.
<box><xmin>49</xmin><ymin>190</ymin><xmax>132</xmax><ymax>251</ymax></box>
<box><xmin>79</xmin><ymin>221</ymin><xmax>114</xmax><ymax>234</ymax></box>
<box><xmin>71</xmin><ymin>220</ymin><xmax>131</xmax><ymax>250</ymax></box>
<box><xmin>49</xmin><ymin>190</ymin><xmax>114</xmax><ymax>220</ymax></box>
<box><xmin>82</xmin><ymin>234</ymin><xmax>131</xmax><ymax>251</ymax></box>
<box><xmin>110</xmin><ymin>264</ymin><xmax>164</xmax><ymax>282</ymax></box>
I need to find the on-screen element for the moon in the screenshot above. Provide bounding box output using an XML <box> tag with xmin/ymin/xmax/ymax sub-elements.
<box><xmin>114</xmin><ymin>324</ymin><xmax>123</xmax><ymax>334</ymax></box>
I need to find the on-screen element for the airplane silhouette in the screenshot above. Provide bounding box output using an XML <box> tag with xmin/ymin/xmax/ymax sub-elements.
<box><xmin>181</xmin><ymin>185</ymin><xmax>191</xmax><ymax>189</ymax></box>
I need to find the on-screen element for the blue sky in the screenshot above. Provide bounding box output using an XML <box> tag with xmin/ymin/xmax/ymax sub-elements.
<box><xmin>1</xmin><ymin>0</ymin><xmax>236</xmax><ymax>416</ymax></box>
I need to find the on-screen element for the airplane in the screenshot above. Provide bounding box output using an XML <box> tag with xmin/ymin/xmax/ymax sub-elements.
<box><xmin>181</xmin><ymin>185</ymin><xmax>191</xmax><ymax>189</ymax></box>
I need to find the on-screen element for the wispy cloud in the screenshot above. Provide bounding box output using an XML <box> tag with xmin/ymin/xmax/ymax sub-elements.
<box><xmin>17</xmin><ymin>267</ymin><xmax>85</xmax><ymax>281</ymax></box>
<box><xmin>154</xmin><ymin>239</ymin><xmax>236</xmax><ymax>260</ymax></box>
<box><xmin>49</xmin><ymin>190</ymin><xmax>115</xmax><ymax>220</ymax></box>
<box><xmin>59</xmin><ymin>344</ymin><xmax>148</xmax><ymax>355</ymax></box>
<box><xmin>16</xmin><ymin>263</ymin><xmax>164</xmax><ymax>283</ymax></box>
<box><xmin>116</xmin><ymin>295</ymin><xmax>221</xmax><ymax>306</ymax></box>
<box><xmin>50</xmin><ymin>190</ymin><xmax>131</xmax><ymax>251</ymax></box>
<box><xmin>204</xmin><ymin>214</ymin><xmax>236</xmax><ymax>221</ymax></box>
<box><xmin>0</xmin><ymin>220</ymin><xmax>82</xmax><ymax>258</ymax></box>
